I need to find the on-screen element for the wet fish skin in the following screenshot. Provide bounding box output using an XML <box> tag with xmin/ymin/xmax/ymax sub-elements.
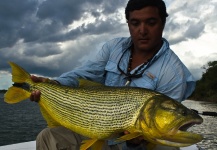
<box><xmin>4</xmin><ymin>62</ymin><xmax>203</xmax><ymax>150</ymax></box>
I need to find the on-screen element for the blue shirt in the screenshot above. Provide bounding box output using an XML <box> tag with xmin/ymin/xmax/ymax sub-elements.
<box><xmin>55</xmin><ymin>37</ymin><xmax>195</xmax><ymax>102</ymax></box>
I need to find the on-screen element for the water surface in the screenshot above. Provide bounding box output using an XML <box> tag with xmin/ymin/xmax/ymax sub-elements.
<box><xmin>182</xmin><ymin>100</ymin><xmax>217</xmax><ymax>150</ymax></box>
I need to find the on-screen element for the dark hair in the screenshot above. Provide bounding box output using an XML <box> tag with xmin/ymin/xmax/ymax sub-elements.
<box><xmin>125</xmin><ymin>0</ymin><xmax>169</xmax><ymax>25</ymax></box>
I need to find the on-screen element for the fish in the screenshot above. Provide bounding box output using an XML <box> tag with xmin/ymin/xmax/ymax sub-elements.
<box><xmin>4</xmin><ymin>62</ymin><xmax>203</xmax><ymax>150</ymax></box>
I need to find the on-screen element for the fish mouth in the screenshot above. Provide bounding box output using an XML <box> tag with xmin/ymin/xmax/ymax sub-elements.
<box><xmin>157</xmin><ymin>118</ymin><xmax>203</xmax><ymax>147</ymax></box>
<box><xmin>178</xmin><ymin>119</ymin><xmax>202</xmax><ymax>131</ymax></box>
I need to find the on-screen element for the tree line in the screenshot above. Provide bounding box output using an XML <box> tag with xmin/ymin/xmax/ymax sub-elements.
<box><xmin>190</xmin><ymin>61</ymin><xmax>217</xmax><ymax>102</ymax></box>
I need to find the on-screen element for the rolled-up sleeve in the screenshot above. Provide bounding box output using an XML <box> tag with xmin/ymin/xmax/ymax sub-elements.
<box><xmin>54</xmin><ymin>42</ymin><xmax>111</xmax><ymax>87</ymax></box>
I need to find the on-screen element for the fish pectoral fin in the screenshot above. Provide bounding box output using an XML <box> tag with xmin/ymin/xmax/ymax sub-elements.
<box><xmin>91</xmin><ymin>140</ymin><xmax>105</xmax><ymax>150</ymax></box>
<box><xmin>4</xmin><ymin>86</ymin><xmax>30</xmax><ymax>104</ymax></box>
<box><xmin>40</xmin><ymin>104</ymin><xmax>60</xmax><ymax>127</ymax></box>
<box><xmin>80</xmin><ymin>139</ymin><xmax>99</xmax><ymax>150</ymax></box>
<box><xmin>116</xmin><ymin>132</ymin><xmax>143</xmax><ymax>142</ymax></box>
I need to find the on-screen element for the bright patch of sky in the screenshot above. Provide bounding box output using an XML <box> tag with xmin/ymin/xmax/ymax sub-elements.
<box><xmin>0</xmin><ymin>72</ymin><xmax>12</xmax><ymax>90</ymax></box>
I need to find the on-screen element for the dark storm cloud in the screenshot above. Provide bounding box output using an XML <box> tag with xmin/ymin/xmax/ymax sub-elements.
<box><xmin>0</xmin><ymin>0</ymin><xmax>127</xmax><ymax>49</ymax></box>
<box><xmin>0</xmin><ymin>0</ymin><xmax>38</xmax><ymax>48</ymax></box>
<box><xmin>164</xmin><ymin>0</ymin><xmax>208</xmax><ymax>45</ymax></box>
<box><xmin>36</xmin><ymin>0</ymin><xmax>125</xmax><ymax>26</ymax></box>
<box><xmin>18</xmin><ymin>19</ymin><xmax>63</xmax><ymax>43</ymax></box>
<box><xmin>185</xmin><ymin>21</ymin><xmax>205</xmax><ymax>39</ymax></box>
<box><xmin>34</xmin><ymin>0</ymin><xmax>127</xmax><ymax>43</ymax></box>
<box><xmin>43</xmin><ymin>18</ymin><xmax>126</xmax><ymax>42</ymax></box>
<box><xmin>23</xmin><ymin>43</ymin><xmax>62</xmax><ymax>57</ymax></box>
<box><xmin>164</xmin><ymin>20</ymin><xmax>205</xmax><ymax>45</ymax></box>
<box><xmin>0</xmin><ymin>0</ymin><xmax>128</xmax><ymax>79</ymax></box>
<box><xmin>36</xmin><ymin>0</ymin><xmax>87</xmax><ymax>25</ymax></box>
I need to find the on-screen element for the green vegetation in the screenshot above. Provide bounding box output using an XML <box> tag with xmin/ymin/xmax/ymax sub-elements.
<box><xmin>190</xmin><ymin>61</ymin><xmax>217</xmax><ymax>102</ymax></box>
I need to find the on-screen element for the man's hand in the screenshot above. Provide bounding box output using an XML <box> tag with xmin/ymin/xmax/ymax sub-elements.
<box><xmin>30</xmin><ymin>75</ymin><xmax>44</xmax><ymax>102</ymax></box>
<box><xmin>30</xmin><ymin>75</ymin><xmax>60</xmax><ymax>102</ymax></box>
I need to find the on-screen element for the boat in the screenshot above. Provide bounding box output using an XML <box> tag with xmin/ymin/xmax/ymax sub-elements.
<box><xmin>0</xmin><ymin>141</ymin><xmax>203</xmax><ymax>150</ymax></box>
<box><xmin>0</xmin><ymin>141</ymin><xmax>36</xmax><ymax>150</ymax></box>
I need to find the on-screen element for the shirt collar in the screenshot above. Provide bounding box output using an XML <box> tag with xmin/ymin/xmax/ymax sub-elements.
<box><xmin>151</xmin><ymin>38</ymin><xmax>170</xmax><ymax>63</ymax></box>
<box><xmin>121</xmin><ymin>37</ymin><xmax>170</xmax><ymax>68</ymax></box>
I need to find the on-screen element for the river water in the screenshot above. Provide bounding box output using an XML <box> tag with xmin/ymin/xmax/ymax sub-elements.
<box><xmin>182</xmin><ymin>100</ymin><xmax>217</xmax><ymax>150</ymax></box>
<box><xmin>0</xmin><ymin>93</ymin><xmax>216</xmax><ymax>149</ymax></box>
<box><xmin>0</xmin><ymin>93</ymin><xmax>47</xmax><ymax>146</ymax></box>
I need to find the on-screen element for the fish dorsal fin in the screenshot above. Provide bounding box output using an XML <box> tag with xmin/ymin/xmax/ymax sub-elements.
<box><xmin>39</xmin><ymin>103</ymin><xmax>60</xmax><ymax>127</ymax></box>
<box><xmin>78</xmin><ymin>79</ymin><xmax>104</xmax><ymax>87</ymax></box>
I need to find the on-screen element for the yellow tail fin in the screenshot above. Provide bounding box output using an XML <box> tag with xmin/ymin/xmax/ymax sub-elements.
<box><xmin>4</xmin><ymin>62</ymin><xmax>32</xmax><ymax>104</ymax></box>
<box><xmin>8</xmin><ymin>62</ymin><xmax>31</xmax><ymax>83</ymax></box>
<box><xmin>4</xmin><ymin>86</ymin><xmax>30</xmax><ymax>104</ymax></box>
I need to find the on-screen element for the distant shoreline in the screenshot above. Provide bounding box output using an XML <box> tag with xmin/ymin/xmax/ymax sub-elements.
<box><xmin>0</xmin><ymin>90</ymin><xmax>7</xmax><ymax>93</ymax></box>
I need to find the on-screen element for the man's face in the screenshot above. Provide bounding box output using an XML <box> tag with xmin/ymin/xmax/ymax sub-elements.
<box><xmin>128</xmin><ymin>6</ymin><xmax>164</xmax><ymax>52</ymax></box>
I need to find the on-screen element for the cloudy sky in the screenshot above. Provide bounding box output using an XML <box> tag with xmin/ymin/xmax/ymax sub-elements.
<box><xmin>0</xmin><ymin>0</ymin><xmax>217</xmax><ymax>90</ymax></box>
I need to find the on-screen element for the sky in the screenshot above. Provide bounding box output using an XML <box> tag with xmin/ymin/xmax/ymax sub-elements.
<box><xmin>0</xmin><ymin>0</ymin><xmax>217</xmax><ymax>90</ymax></box>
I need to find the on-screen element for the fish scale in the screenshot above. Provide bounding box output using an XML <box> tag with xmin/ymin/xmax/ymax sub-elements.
<box><xmin>33</xmin><ymin>83</ymin><xmax>151</xmax><ymax>138</ymax></box>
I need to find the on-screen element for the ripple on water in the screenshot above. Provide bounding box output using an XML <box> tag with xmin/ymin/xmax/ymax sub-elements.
<box><xmin>183</xmin><ymin>100</ymin><xmax>217</xmax><ymax>150</ymax></box>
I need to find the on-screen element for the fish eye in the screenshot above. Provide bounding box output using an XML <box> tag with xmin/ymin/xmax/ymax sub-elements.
<box><xmin>180</xmin><ymin>109</ymin><xmax>188</xmax><ymax>116</ymax></box>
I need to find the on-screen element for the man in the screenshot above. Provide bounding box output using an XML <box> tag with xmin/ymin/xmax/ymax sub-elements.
<box><xmin>31</xmin><ymin>0</ymin><xmax>195</xmax><ymax>149</ymax></box>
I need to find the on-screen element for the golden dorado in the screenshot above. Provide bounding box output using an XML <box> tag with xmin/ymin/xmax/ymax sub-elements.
<box><xmin>4</xmin><ymin>62</ymin><xmax>203</xmax><ymax>150</ymax></box>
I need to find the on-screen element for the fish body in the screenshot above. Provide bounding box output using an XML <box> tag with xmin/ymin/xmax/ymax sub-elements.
<box><xmin>4</xmin><ymin>62</ymin><xmax>203</xmax><ymax>150</ymax></box>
